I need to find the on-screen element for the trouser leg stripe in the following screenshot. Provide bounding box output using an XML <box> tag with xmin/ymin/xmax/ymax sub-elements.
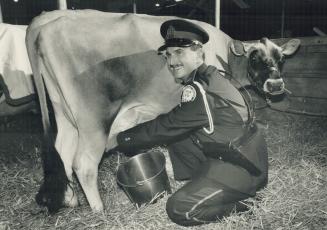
<box><xmin>185</xmin><ymin>189</ymin><xmax>223</xmax><ymax>220</ymax></box>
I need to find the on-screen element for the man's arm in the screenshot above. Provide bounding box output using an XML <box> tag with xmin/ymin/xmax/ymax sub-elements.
<box><xmin>117</xmin><ymin>84</ymin><xmax>209</xmax><ymax>151</ymax></box>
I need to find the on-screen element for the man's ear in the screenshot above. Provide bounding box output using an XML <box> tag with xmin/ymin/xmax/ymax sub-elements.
<box><xmin>196</xmin><ymin>49</ymin><xmax>205</xmax><ymax>63</ymax></box>
<box><xmin>230</xmin><ymin>40</ymin><xmax>246</xmax><ymax>56</ymax></box>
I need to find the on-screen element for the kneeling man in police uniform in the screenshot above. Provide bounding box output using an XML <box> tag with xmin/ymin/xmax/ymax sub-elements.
<box><xmin>116</xmin><ymin>19</ymin><xmax>268</xmax><ymax>226</ymax></box>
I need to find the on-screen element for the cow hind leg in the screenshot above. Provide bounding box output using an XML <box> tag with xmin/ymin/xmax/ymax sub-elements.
<box><xmin>73</xmin><ymin>131</ymin><xmax>107</xmax><ymax>212</ymax></box>
<box><xmin>54</xmin><ymin>116</ymin><xmax>79</xmax><ymax>208</ymax></box>
<box><xmin>36</xmin><ymin>135</ymin><xmax>70</xmax><ymax>213</ymax></box>
<box><xmin>36</xmin><ymin>110</ymin><xmax>79</xmax><ymax>212</ymax></box>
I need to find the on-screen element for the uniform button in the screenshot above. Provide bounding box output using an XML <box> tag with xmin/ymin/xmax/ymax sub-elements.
<box><xmin>125</xmin><ymin>137</ymin><xmax>131</xmax><ymax>141</ymax></box>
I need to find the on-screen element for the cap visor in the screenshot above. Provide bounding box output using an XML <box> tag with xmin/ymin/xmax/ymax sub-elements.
<box><xmin>157</xmin><ymin>44</ymin><xmax>168</xmax><ymax>52</ymax></box>
<box><xmin>158</xmin><ymin>39</ymin><xmax>195</xmax><ymax>52</ymax></box>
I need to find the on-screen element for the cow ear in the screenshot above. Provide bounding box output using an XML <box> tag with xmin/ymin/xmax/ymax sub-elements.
<box><xmin>230</xmin><ymin>40</ymin><xmax>246</xmax><ymax>56</ymax></box>
<box><xmin>281</xmin><ymin>39</ymin><xmax>301</xmax><ymax>56</ymax></box>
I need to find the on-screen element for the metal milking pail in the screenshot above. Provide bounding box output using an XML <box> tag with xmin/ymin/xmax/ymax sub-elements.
<box><xmin>116</xmin><ymin>151</ymin><xmax>172</xmax><ymax>208</ymax></box>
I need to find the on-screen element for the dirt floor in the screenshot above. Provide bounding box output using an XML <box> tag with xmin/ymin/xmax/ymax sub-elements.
<box><xmin>0</xmin><ymin>109</ymin><xmax>326</xmax><ymax>230</ymax></box>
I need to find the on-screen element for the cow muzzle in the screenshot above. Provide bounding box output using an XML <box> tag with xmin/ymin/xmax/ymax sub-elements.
<box><xmin>263</xmin><ymin>78</ymin><xmax>285</xmax><ymax>95</ymax></box>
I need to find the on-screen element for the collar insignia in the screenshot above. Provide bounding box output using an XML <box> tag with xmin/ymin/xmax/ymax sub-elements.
<box><xmin>181</xmin><ymin>85</ymin><xmax>196</xmax><ymax>103</ymax></box>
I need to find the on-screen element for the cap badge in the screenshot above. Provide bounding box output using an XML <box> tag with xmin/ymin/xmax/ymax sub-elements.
<box><xmin>181</xmin><ymin>85</ymin><xmax>196</xmax><ymax>103</ymax></box>
<box><xmin>166</xmin><ymin>25</ymin><xmax>175</xmax><ymax>40</ymax></box>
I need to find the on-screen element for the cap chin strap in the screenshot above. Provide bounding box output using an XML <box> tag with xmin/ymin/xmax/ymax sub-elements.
<box><xmin>193</xmin><ymin>81</ymin><xmax>214</xmax><ymax>134</ymax></box>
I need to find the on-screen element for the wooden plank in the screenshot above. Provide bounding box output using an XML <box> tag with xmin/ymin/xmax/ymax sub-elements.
<box><xmin>282</xmin><ymin>53</ymin><xmax>327</xmax><ymax>72</ymax></box>
<box><xmin>284</xmin><ymin>72</ymin><xmax>327</xmax><ymax>78</ymax></box>
<box><xmin>284</xmin><ymin>77</ymin><xmax>327</xmax><ymax>98</ymax></box>
<box><xmin>287</xmin><ymin>97</ymin><xmax>327</xmax><ymax>115</ymax></box>
<box><xmin>306</xmin><ymin>45</ymin><xmax>327</xmax><ymax>53</ymax></box>
<box><xmin>273</xmin><ymin>36</ymin><xmax>327</xmax><ymax>47</ymax></box>
<box><xmin>269</xmin><ymin>96</ymin><xmax>327</xmax><ymax>116</ymax></box>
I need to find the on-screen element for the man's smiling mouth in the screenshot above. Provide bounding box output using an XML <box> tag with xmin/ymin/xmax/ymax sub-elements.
<box><xmin>170</xmin><ymin>64</ymin><xmax>183</xmax><ymax>71</ymax></box>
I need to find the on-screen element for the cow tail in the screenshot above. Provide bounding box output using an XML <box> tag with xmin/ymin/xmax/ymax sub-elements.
<box><xmin>26</xmin><ymin>32</ymin><xmax>68</xmax><ymax>213</ymax></box>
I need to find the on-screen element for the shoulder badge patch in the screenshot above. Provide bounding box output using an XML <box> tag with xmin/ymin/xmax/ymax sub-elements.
<box><xmin>181</xmin><ymin>85</ymin><xmax>197</xmax><ymax>103</ymax></box>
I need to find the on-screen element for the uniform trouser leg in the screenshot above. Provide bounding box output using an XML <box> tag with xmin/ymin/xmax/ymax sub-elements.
<box><xmin>168</xmin><ymin>137</ymin><xmax>207</xmax><ymax>180</ymax></box>
<box><xmin>166</xmin><ymin>160</ymin><xmax>254</xmax><ymax>226</ymax></box>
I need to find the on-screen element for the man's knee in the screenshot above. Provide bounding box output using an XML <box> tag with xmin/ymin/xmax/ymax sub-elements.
<box><xmin>166</xmin><ymin>191</ymin><xmax>199</xmax><ymax>226</ymax></box>
<box><xmin>166</xmin><ymin>192</ymin><xmax>184</xmax><ymax>224</ymax></box>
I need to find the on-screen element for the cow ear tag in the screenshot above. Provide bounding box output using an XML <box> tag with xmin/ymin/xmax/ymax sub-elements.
<box><xmin>181</xmin><ymin>85</ymin><xmax>196</xmax><ymax>103</ymax></box>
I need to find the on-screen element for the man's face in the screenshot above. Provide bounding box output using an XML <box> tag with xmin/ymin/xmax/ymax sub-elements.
<box><xmin>165</xmin><ymin>46</ymin><xmax>203</xmax><ymax>83</ymax></box>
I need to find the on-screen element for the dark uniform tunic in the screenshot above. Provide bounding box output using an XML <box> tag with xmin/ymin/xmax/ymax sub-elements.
<box><xmin>117</xmin><ymin>63</ymin><xmax>268</xmax><ymax>226</ymax></box>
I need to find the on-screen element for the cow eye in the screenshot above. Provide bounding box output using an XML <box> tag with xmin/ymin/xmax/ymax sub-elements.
<box><xmin>250</xmin><ymin>51</ymin><xmax>258</xmax><ymax>61</ymax></box>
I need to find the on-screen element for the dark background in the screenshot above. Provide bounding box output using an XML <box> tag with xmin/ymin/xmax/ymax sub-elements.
<box><xmin>1</xmin><ymin>0</ymin><xmax>326</xmax><ymax>40</ymax></box>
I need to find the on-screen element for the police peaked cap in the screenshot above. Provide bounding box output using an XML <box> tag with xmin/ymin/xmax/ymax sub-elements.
<box><xmin>158</xmin><ymin>19</ymin><xmax>209</xmax><ymax>52</ymax></box>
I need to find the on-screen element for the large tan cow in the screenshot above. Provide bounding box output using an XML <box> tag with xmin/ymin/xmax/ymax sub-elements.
<box><xmin>26</xmin><ymin>10</ymin><xmax>300</xmax><ymax>213</ymax></box>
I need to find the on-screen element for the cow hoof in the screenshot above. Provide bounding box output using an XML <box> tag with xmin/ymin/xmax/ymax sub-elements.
<box><xmin>64</xmin><ymin>186</ymin><xmax>79</xmax><ymax>207</ymax></box>
<box><xmin>35</xmin><ymin>190</ymin><xmax>47</xmax><ymax>206</ymax></box>
<box><xmin>35</xmin><ymin>177</ymin><xmax>68</xmax><ymax>213</ymax></box>
<box><xmin>35</xmin><ymin>190</ymin><xmax>63</xmax><ymax>213</ymax></box>
<box><xmin>64</xmin><ymin>196</ymin><xmax>79</xmax><ymax>207</ymax></box>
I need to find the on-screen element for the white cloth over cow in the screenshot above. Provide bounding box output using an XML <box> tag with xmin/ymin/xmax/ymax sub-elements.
<box><xmin>0</xmin><ymin>23</ymin><xmax>34</xmax><ymax>104</ymax></box>
<box><xmin>26</xmin><ymin>10</ymin><xmax>231</xmax><ymax>212</ymax></box>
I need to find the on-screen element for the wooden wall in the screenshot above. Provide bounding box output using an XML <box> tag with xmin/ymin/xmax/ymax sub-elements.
<box><xmin>272</xmin><ymin>36</ymin><xmax>327</xmax><ymax>116</ymax></box>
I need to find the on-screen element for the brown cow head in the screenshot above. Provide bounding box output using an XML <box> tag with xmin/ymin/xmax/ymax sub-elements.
<box><xmin>228</xmin><ymin>37</ymin><xmax>300</xmax><ymax>97</ymax></box>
